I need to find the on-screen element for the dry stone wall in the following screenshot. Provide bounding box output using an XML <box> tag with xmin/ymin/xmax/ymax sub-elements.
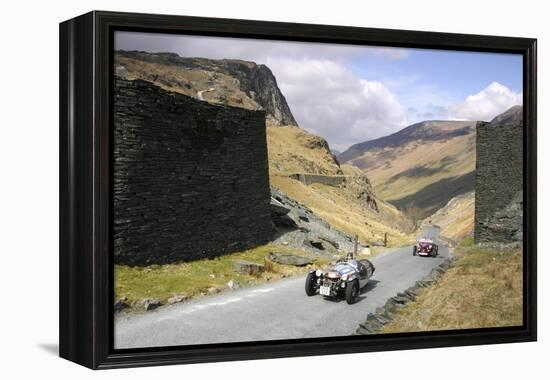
<box><xmin>113</xmin><ymin>79</ymin><xmax>272</xmax><ymax>265</ymax></box>
<box><xmin>474</xmin><ymin>120</ymin><xmax>523</xmax><ymax>242</ymax></box>
<box><xmin>288</xmin><ymin>173</ymin><xmax>347</xmax><ymax>186</ymax></box>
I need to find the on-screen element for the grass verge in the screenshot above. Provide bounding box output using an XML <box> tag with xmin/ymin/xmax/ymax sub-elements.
<box><xmin>381</xmin><ymin>237</ymin><xmax>523</xmax><ymax>333</ymax></box>
<box><xmin>115</xmin><ymin>243</ymin><xmax>330</xmax><ymax>307</ymax></box>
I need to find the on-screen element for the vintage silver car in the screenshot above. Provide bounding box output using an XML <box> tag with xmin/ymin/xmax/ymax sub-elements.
<box><xmin>305</xmin><ymin>255</ymin><xmax>375</xmax><ymax>304</ymax></box>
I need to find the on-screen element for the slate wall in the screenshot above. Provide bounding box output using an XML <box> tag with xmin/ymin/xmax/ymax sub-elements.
<box><xmin>113</xmin><ymin>79</ymin><xmax>272</xmax><ymax>265</ymax></box>
<box><xmin>288</xmin><ymin>173</ymin><xmax>347</xmax><ymax>186</ymax></box>
<box><xmin>474</xmin><ymin>121</ymin><xmax>523</xmax><ymax>242</ymax></box>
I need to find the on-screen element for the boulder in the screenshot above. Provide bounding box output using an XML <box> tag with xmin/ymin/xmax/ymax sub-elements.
<box><xmin>208</xmin><ymin>286</ymin><xmax>222</xmax><ymax>294</ymax></box>
<box><xmin>267</xmin><ymin>252</ymin><xmax>313</xmax><ymax>266</ymax></box>
<box><xmin>270</xmin><ymin>200</ymin><xmax>291</xmax><ymax>216</ymax></box>
<box><xmin>114</xmin><ymin>297</ymin><xmax>129</xmax><ymax>313</ymax></box>
<box><xmin>232</xmin><ymin>260</ymin><xmax>265</xmax><ymax>276</ymax></box>
<box><xmin>226</xmin><ymin>279</ymin><xmax>240</xmax><ymax>290</ymax></box>
<box><xmin>273</xmin><ymin>214</ymin><xmax>298</xmax><ymax>228</ymax></box>
<box><xmin>167</xmin><ymin>294</ymin><xmax>188</xmax><ymax>304</ymax></box>
<box><xmin>141</xmin><ymin>298</ymin><xmax>162</xmax><ymax>311</ymax></box>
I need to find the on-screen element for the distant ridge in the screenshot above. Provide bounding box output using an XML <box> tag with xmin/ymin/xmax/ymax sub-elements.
<box><xmin>338</xmin><ymin>120</ymin><xmax>478</xmax><ymax>219</ymax></box>
<box><xmin>338</xmin><ymin>120</ymin><xmax>475</xmax><ymax>164</ymax></box>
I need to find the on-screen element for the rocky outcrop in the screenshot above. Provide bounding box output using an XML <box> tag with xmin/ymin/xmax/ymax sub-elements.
<box><xmin>228</xmin><ymin>62</ymin><xmax>298</xmax><ymax>127</ymax></box>
<box><xmin>342</xmin><ymin>175</ymin><xmax>379</xmax><ymax>211</ymax></box>
<box><xmin>267</xmin><ymin>252</ymin><xmax>313</xmax><ymax>266</ymax></box>
<box><xmin>287</xmin><ymin>173</ymin><xmax>378</xmax><ymax>212</ymax></box>
<box><xmin>115</xmin><ymin>50</ymin><xmax>298</xmax><ymax>127</ymax></box>
<box><xmin>270</xmin><ymin>187</ymin><xmax>357</xmax><ymax>257</ymax></box>
<box><xmin>232</xmin><ymin>260</ymin><xmax>265</xmax><ymax>275</ymax></box>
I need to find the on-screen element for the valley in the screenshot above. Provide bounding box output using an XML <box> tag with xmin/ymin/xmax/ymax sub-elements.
<box><xmin>339</xmin><ymin>120</ymin><xmax>477</xmax><ymax>221</ymax></box>
<box><xmin>110</xmin><ymin>38</ymin><xmax>525</xmax><ymax>347</ymax></box>
<box><xmin>113</xmin><ymin>49</ymin><xmax>524</xmax><ymax>251</ymax></box>
<box><xmin>115</xmin><ymin>50</ymin><xmax>418</xmax><ymax>248</ymax></box>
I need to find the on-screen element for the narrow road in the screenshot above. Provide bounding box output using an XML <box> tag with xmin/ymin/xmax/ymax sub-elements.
<box><xmin>197</xmin><ymin>87</ymin><xmax>215</xmax><ymax>100</ymax></box>
<box><xmin>115</xmin><ymin>226</ymin><xmax>448</xmax><ymax>349</ymax></box>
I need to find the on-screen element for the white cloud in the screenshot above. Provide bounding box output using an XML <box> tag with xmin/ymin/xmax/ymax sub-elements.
<box><xmin>115</xmin><ymin>32</ymin><xmax>362</xmax><ymax>64</ymax></box>
<box><xmin>266</xmin><ymin>58</ymin><xmax>407</xmax><ymax>151</ymax></box>
<box><xmin>115</xmin><ymin>32</ymin><xmax>411</xmax><ymax>64</ymax></box>
<box><xmin>365</xmin><ymin>47</ymin><xmax>411</xmax><ymax>60</ymax></box>
<box><xmin>448</xmin><ymin>82</ymin><xmax>522</xmax><ymax>121</ymax></box>
<box><xmin>114</xmin><ymin>32</ymin><xmax>411</xmax><ymax>150</ymax></box>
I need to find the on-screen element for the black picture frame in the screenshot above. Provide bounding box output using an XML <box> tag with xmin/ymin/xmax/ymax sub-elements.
<box><xmin>59</xmin><ymin>10</ymin><xmax>537</xmax><ymax>369</ymax></box>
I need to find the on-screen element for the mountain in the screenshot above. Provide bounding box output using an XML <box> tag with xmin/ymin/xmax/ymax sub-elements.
<box><xmin>339</xmin><ymin>120</ymin><xmax>478</xmax><ymax>219</ymax></box>
<box><xmin>490</xmin><ymin>105</ymin><xmax>523</xmax><ymax>126</ymax></box>
<box><xmin>115</xmin><ymin>50</ymin><xmax>414</xmax><ymax>243</ymax></box>
<box><xmin>339</xmin><ymin>120</ymin><xmax>474</xmax><ymax>163</ymax></box>
<box><xmin>115</xmin><ymin>50</ymin><xmax>298</xmax><ymax>126</ymax></box>
<box><xmin>115</xmin><ymin>50</ymin><xmax>341</xmax><ymax>175</ymax></box>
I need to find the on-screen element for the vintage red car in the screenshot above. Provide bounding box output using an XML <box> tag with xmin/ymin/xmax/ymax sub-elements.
<box><xmin>413</xmin><ymin>238</ymin><xmax>439</xmax><ymax>257</ymax></box>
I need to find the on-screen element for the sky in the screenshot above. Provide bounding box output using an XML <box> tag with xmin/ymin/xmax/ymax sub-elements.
<box><xmin>115</xmin><ymin>32</ymin><xmax>523</xmax><ymax>152</ymax></box>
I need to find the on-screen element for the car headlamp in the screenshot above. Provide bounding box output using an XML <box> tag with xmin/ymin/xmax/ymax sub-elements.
<box><xmin>341</xmin><ymin>274</ymin><xmax>348</xmax><ymax>281</ymax></box>
<box><xmin>315</xmin><ymin>270</ymin><xmax>323</xmax><ymax>277</ymax></box>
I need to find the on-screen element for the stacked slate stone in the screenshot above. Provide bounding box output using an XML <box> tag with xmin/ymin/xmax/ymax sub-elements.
<box><xmin>113</xmin><ymin>79</ymin><xmax>272</xmax><ymax>265</ymax></box>
<box><xmin>474</xmin><ymin>107</ymin><xmax>523</xmax><ymax>243</ymax></box>
<box><xmin>356</xmin><ymin>257</ymin><xmax>456</xmax><ymax>335</ymax></box>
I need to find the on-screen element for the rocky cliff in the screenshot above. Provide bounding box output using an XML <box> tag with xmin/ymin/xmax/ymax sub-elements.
<box><xmin>115</xmin><ymin>50</ymin><xmax>297</xmax><ymax>126</ymax></box>
<box><xmin>115</xmin><ymin>50</ymin><xmax>410</xmax><ymax>243</ymax></box>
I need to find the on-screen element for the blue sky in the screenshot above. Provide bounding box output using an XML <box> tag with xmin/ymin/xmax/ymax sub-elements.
<box><xmin>350</xmin><ymin>49</ymin><xmax>522</xmax><ymax>96</ymax></box>
<box><xmin>348</xmin><ymin>49</ymin><xmax>522</xmax><ymax>124</ymax></box>
<box><xmin>115</xmin><ymin>32</ymin><xmax>523</xmax><ymax>151</ymax></box>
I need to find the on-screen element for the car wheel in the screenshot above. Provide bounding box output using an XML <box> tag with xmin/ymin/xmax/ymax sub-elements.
<box><xmin>305</xmin><ymin>272</ymin><xmax>317</xmax><ymax>296</ymax></box>
<box><xmin>413</xmin><ymin>246</ymin><xmax>417</xmax><ymax>256</ymax></box>
<box><xmin>345</xmin><ymin>280</ymin><xmax>359</xmax><ymax>304</ymax></box>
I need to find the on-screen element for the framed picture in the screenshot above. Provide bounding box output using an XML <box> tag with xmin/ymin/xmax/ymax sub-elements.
<box><xmin>59</xmin><ymin>11</ymin><xmax>537</xmax><ymax>369</ymax></box>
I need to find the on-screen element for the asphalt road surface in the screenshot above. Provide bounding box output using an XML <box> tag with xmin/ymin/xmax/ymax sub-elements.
<box><xmin>115</xmin><ymin>226</ymin><xmax>449</xmax><ymax>349</ymax></box>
